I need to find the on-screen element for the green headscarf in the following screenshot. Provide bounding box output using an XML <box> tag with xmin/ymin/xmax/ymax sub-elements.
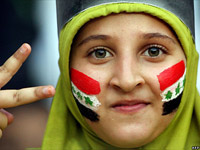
<box><xmin>42</xmin><ymin>3</ymin><xmax>200</xmax><ymax>149</ymax></box>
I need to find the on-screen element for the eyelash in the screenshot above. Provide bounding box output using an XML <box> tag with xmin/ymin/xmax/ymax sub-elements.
<box><xmin>142</xmin><ymin>44</ymin><xmax>167</xmax><ymax>58</ymax></box>
<box><xmin>88</xmin><ymin>47</ymin><xmax>112</xmax><ymax>59</ymax></box>
<box><xmin>87</xmin><ymin>44</ymin><xmax>167</xmax><ymax>61</ymax></box>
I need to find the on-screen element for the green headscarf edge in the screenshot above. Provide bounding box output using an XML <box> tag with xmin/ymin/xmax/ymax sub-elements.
<box><xmin>42</xmin><ymin>3</ymin><xmax>200</xmax><ymax>149</ymax></box>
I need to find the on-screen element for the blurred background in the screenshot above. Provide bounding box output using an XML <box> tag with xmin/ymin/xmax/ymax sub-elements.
<box><xmin>0</xmin><ymin>0</ymin><xmax>58</xmax><ymax>149</ymax></box>
<box><xmin>0</xmin><ymin>0</ymin><xmax>199</xmax><ymax>149</ymax></box>
<box><xmin>195</xmin><ymin>0</ymin><xmax>200</xmax><ymax>91</ymax></box>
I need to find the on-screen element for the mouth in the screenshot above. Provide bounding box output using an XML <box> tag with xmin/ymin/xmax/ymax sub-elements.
<box><xmin>111</xmin><ymin>100</ymin><xmax>151</xmax><ymax>114</ymax></box>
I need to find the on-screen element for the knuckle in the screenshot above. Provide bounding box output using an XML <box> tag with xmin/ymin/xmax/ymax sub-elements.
<box><xmin>34</xmin><ymin>88</ymin><xmax>41</xmax><ymax>99</ymax></box>
<box><xmin>0</xmin><ymin>64</ymin><xmax>13</xmax><ymax>78</ymax></box>
<box><xmin>13</xmin><ymin>91</ymin><xmax>21</xmax><ymax>104</ymax></box>
<box><xmin>0</xmin><ymin>65</ymin><xmax>8</xmax><ymax>74</ymax></box>
<box><xmin>13</xmin><ymin>50</ymin><xmax>22</xmax><ymax>62</ymax></box>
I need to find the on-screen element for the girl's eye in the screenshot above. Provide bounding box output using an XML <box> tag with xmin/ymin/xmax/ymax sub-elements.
<box><xmin>143</xmin><ymin>45</ymin><xmax>166</xmax><ymax>57</ymax></box>
<box><xmin>90</xmin><ymin>47</ymin><xmax>112</xmax><ymax>59</ymax></box>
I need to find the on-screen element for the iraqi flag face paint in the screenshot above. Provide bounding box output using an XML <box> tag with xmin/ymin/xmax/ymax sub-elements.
<box><xmin>70</xmin><ymin>68</ymin><xmax>101</xmax><ymax>110</ymax></box>
<box><xmin>157</xmin><ymin>60</ymin><xmax>186</xmax><ymax>102</ymax></box>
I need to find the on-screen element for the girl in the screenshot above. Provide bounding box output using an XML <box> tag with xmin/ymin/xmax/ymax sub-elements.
<box><xmin>42</xmin><ymin>0</ymin><xmax>200</xmax><ymax>149</ymax></box>
<box><xmin>0</xmin><ymin>0</ymin><xmax>199</xmax><ymax>149</ymax></box>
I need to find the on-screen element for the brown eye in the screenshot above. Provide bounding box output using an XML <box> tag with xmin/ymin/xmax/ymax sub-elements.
<box><xmin>143</xmin><ymin>45</ymin><xmax>165</xmax><ymax>57</ymax></box>
<box><xmin>91</xmin><ymin>47</ymin><xmax>112</xmax><ymax>59</ymax></box>
<box><xmin>94</xmin><ymin>49</ymin><xmax>106</xmax><ymax>58</ymax></box>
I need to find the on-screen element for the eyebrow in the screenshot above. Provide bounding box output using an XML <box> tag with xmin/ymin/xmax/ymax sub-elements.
<box><xmin>77</xmin><ymin>35</ymin><xmax>110</xmax><ymax>46</ymax></box>
<box><xmin>77</xmin><ymin>32</ymin><xmax>177</xmax><ymax>47</ymax></box>
<box><xmin>143</xmin><ymin>33</ymin><xmax>177</xmax><ymax>44</ymax></box>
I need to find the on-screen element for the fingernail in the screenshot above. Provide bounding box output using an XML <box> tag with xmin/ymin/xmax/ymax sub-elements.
<box><xmin>20</xmin><ymin>44</ymin><xmax>27</xmax><ymax>54</ymax></box>
<box><xmin>42</xmin><ymin>87</ymin><xmax>54</xmax><ymax>95</ymax></box>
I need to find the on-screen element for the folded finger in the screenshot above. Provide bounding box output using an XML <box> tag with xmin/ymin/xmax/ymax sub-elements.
<box><xmin>0</xmin><ymin>129</ymin><xmax>2</xmax><ymax>138</ymax></box>
<box><xmin>0</xmin><ymin>43</ymin><xmax>31</xmax><ymax>88</ymax></box>
<box><xmin>0</xmin><ymin>109</ymin><xmax>14</xmax><ymax>125</ymax></box>
<box><xmin>0</xmin><ymin>110</ymin><xmax>8</xmax><ymax>130</ymax></box>
<box><xmin>0</xmin><ymin>86</ymin><xmax>55</xmax><ymax>108</ymax></box>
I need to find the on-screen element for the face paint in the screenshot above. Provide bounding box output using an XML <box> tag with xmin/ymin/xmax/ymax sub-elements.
<box><xmin>157</xmin><ymin>60</ymin><xmax>186</xmax><ymax>102</ymax></box>
<box><xmin>75</xmin><ymin>98</ymin><xmax>99</xmax><ymax>122</ymax></box>
<box><xmin>162</xmin><ymin>92</ymin><xmax>182</xmax><ymax>115</ymax></box>
<box><xmin>70</xmin><ymin>68</ymin><xmax>101</xmax><ymax>111</ymax></box>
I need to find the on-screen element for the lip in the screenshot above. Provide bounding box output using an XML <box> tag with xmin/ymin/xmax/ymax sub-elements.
<box><xmin>111</xmin><ymin>100</ymin><xmax>150</xmax><ymax>114</ymax></box>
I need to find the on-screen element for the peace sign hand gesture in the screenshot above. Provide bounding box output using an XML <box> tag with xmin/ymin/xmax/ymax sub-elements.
<box><xmin>0</xmin><ymin>43</ymin><xmax>55</xmax><ymax>138</ymax></box>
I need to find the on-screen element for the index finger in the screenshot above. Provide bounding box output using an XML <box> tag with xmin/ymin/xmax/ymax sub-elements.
<box><xmin>0</xmin><ymin>86</ymin><xmax>55</xmax><ymax>108</ymax></box>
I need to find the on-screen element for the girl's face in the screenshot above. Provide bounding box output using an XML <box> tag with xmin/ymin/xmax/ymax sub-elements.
<box><xmin>70</xmin><ymin>13</ymin><xmax>186</xmax><ymax>148</ymax></box>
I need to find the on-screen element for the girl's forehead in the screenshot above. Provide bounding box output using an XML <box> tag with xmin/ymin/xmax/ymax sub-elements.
<box><xmin>72</xmin><ymin>13</ymin><xmax>179</xmax><ymax>46</ymax></box>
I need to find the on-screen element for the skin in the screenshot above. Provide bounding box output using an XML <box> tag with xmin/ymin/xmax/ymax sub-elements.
<box><xmin>0</xmin><ymin>43</ymin><xmax>55</xmax><ymax>138</ymax></box>
<box><xmin>70</xmin><ymin>13</ymin><xmax>186</xmax><ymax>148</ymax></box>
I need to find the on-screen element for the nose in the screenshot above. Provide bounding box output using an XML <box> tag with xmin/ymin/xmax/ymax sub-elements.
<box><xmin>109</xmin><ymin>57</ymin><xmax>145</xmax><ymax>93</ymax></box>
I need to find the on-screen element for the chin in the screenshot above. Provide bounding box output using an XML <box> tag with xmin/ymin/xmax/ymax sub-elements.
<box><xmin>98</xmin><ymin>125</ymin><xmax>157</xmax><ymax>148</ymax></box>
<box><xmin>105</xmin><ymin>136</ymin><xmax>152</xmax><ymax>148</ymax></box>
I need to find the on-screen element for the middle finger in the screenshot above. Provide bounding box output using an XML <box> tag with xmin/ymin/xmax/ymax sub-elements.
<box><xmin>0</xmin><ymin>43</ymin><xmax>31</xmax><ymax>88</ymax></box>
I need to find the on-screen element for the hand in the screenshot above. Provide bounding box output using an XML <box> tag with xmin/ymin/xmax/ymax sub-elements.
<box><xmin>0</xmin><ymin>43</ymin><xmax>55</xmax><ymax>138</ymax></box>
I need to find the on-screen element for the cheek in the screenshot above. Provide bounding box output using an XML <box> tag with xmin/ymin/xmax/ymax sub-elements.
<box><xmin>143</xmin><ymin>68</ymin><xmax>163</xmax><ymax>100</ymax></box>
<box><xmin>157</xmin><ymin>60</ymin><xmax>186</xmax><ymax>102</ymax></box>
<box><xmin>157</xmin><ymin>61</ymin><xmax>185</xmax><ymax>91</ymax></box>
<box><xmin>70</xmin><ymin>68</ymin><xmax>102</xmax><ymax>111</ymax></box>
<box><xmin>144</xmin><ymin>60</ymin><xmax>186</xmax><ymax>103</ymax></box>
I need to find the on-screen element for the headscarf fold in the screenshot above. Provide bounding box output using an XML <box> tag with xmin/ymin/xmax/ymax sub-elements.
<box><xmin>42</xmin><ymin>3</ymin><xmax>200</xmax><ymax>149</ymax></box>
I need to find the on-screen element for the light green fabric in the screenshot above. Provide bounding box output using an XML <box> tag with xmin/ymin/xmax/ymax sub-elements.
<box><xmin>42</xmin><ymin>3</ymin><xmax>200</xmax><ymax>149</ymax></box>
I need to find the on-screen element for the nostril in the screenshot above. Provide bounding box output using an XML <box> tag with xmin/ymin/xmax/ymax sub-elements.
<box><xmin>136</xmin><ymin>83</ymin><xmax>142</xmax><ymax>87</ymax></box>
<box><xmin>109</xmin><ymin>70</ymin><xmax>145</xmax><ymax>92</ymax></box>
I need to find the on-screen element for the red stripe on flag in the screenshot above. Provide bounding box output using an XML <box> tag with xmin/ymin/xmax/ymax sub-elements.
<box><xmin>157</xmin><ymin>60</ymin><xmax>185</xmax><ymax>91</ymax></box>
<box><xmin>70</xmin><ymin>68</ymin><xmax>101</xmax><ymax>95</ymax></box>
